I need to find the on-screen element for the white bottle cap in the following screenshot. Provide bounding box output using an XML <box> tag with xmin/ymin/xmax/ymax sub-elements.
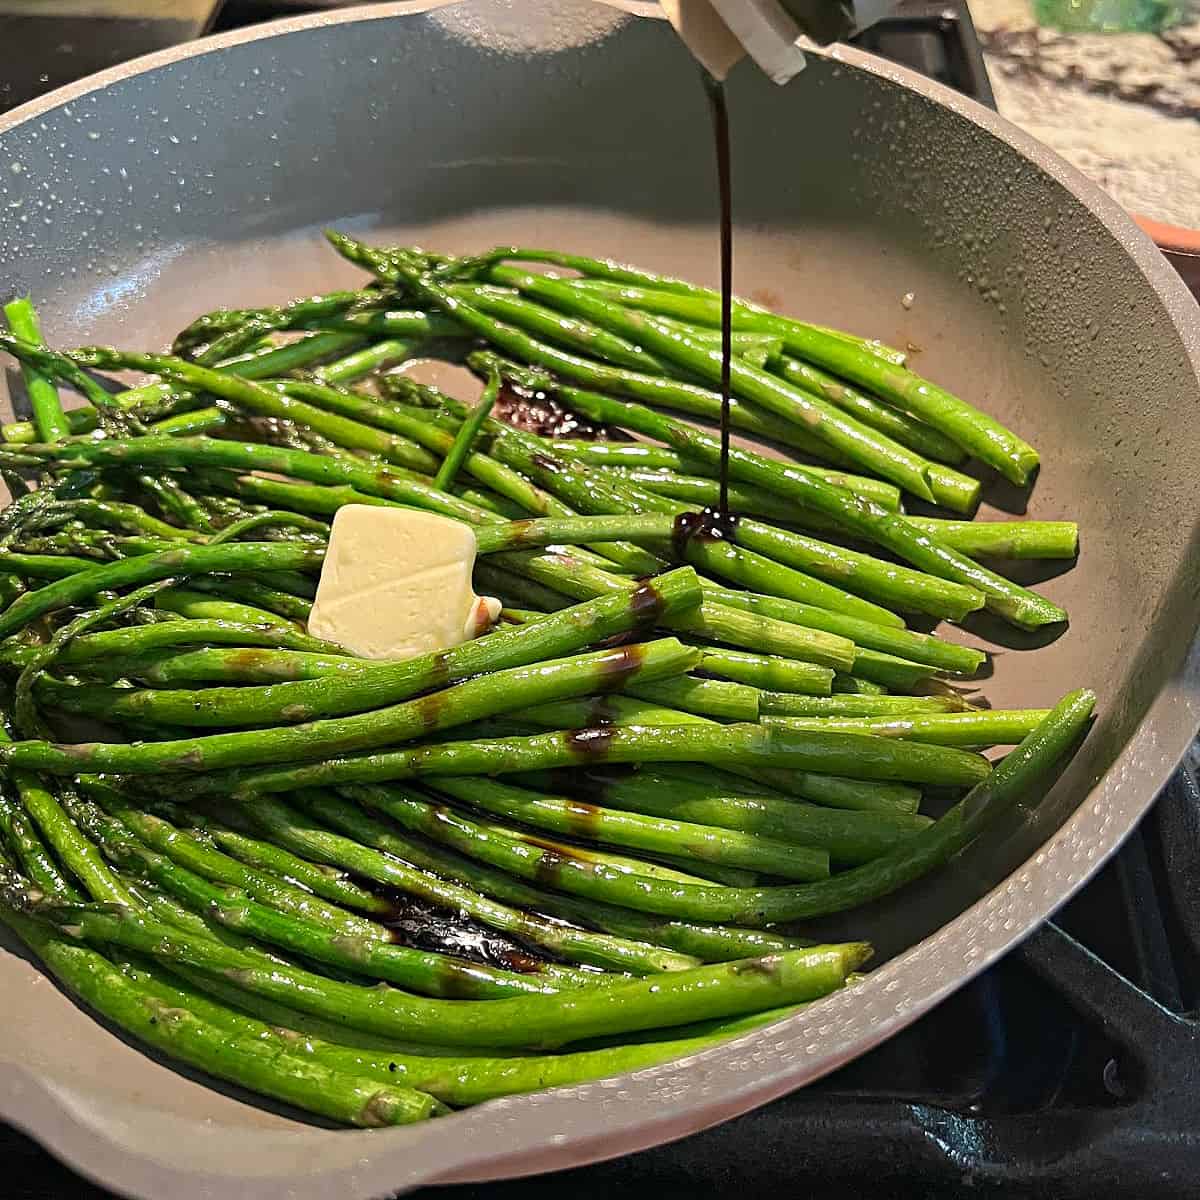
<box><xmin>663</xmin><ymin>0</ymin><xmax>894</xmax><ymax>85</ymax></box>
<box><xmin>662</xmin><ymin>0</ymin><xmax>807</xmax><ymax>84</ymax></box>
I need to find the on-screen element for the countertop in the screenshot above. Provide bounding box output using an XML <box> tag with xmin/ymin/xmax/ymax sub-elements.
<box><xmin>970</xmin><ymin>0</ymin><xmax>1200</xmax><ymax>231</ymax></box>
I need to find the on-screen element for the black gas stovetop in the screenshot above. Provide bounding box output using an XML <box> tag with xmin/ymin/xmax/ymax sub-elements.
<box><xmin>4</xmin><ymin>3</ymin><xmax>1200</xmax><ymax>1197</ymax></box>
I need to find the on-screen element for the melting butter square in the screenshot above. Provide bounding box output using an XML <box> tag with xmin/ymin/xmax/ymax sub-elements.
<box><xmin>309</xmin><ymin>505</ymin><xmax>499</xmax><ymax>660</ymax></box>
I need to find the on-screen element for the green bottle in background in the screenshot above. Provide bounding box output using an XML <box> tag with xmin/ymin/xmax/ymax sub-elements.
<box><xmin>1031</xmin><ymin>0</ymin><xmax>1185</xmax><ymax>32</ymax></box>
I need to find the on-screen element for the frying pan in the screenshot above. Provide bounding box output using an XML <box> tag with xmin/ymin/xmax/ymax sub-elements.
<box><xmin>1</xmin><ymin>2</ymin><xmax>1199</xmax><ymax>1195</ymax></box>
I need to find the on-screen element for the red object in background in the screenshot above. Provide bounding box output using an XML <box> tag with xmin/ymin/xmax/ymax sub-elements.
<box><xmin>1136</xmin><ymin>215</ymin><xmax>1200</xmax><ymax>300</ymax></box>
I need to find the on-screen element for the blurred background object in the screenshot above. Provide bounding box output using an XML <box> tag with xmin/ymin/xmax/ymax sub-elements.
<box><xmin>972</xmin><ymin>0</ymin><xmax>1200</xmax><ymax>237</ymax></box>
<box><xmin>0</xmin><ymin>1</ymin><xmax>223</xmax><ymax>116</ymax></box>
<box><xmin>1032</xmin><ymin>0</ymin><xmax>1185</xmax><ymax>32</ymax></box>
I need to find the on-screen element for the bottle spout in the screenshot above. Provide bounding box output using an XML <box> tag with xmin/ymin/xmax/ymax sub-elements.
<box><xmin>663</xmin><ymin>0</ymin><xmax>895</xmax><ymax>85</ymax></box>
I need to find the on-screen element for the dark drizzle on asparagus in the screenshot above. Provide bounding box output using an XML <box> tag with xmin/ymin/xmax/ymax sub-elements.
<box><xmin>374</xmin><ymin>889</ymin><xmax>555</xmax><ymax>975</ymax></box>
<box><xmin>494</xmin><ymin>380</ymin><xmax>609</xmax><ymax>440</ymax></box>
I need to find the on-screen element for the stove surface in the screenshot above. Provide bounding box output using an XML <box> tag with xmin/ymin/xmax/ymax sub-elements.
<box><xmin>3</xmin><ymin>3</ymin><xmax>1199</xmax><ymax>1197</ymax></box>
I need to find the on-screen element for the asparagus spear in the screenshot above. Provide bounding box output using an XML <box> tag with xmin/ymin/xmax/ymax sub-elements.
<box><xmin>0</xmin><ymin>327</ymin><xmax>368</xmax><ymax>445</ymax></box>
<box><xmin>165</xmin><ymin>721</ymin><xmax>992</xmax><ymax>803</ymax></box>
<box><xmin>78</xmin><ymin>788</ymin><xmax>591</xmax><ymax>998</ymax></box>
<box><xmin>35</xmin><ymin>567</ymin><xmax>700</xmax><ymax>726</ymax></box>
<box><xmin>69</xmin><ymin>347</ymin><xmax>441</xmax><ymax>474</ymax></box>
<box><xmin>176</xmin><ymin>812</ymin><xmax>397</xmax><ymax>917</ymax></box>
<box><xmin>481</xmin><ymin>264</ymin><xmax>942</xmax><ymax>501</ymax></box>
<box><xmin>426</xmin><ymin>776</ymin><xmax>830</xmax><ymax>881</ymax></box>
<box><xmin>701</xmin><ymin>584</ymin><xmax>985</xmax><ymax>676</ymax></box>
<box><xmin>769</xmin><ymin>353</ymin><xmax>965</xmax><ymax>464</ymax></box>
<box><xmin>288</xmin><ymin>790</ymin><xmax>803</xmax><ymax>964</ymax></box>
<box><xmin>760</xmin><ymin>693</ymin><xmax>970</xmax><ymax>717</ymax></box>
<box><xmin>311</xmin><ymin>338</ymin><xmax>420</xmax><ymax>385</ymax></box>
<box><xmin>449</xmin><ymin>283</ymin><xmax>671</xmax><ymax>374</ymax></box>
<box><xmin>697</xmin><ymin>647</ymin><xmax>834</xmax><ymax>695</ymax></box>
<box><xmin>0</xmin><ymin>541</ymin><xmax>321</xmax><ymax>640</ymax></box>
<box><xmin>545</xmin><ymin>441</ymin><xmax>903</xmax><ymax>510</ymax></box>
<box><xmin>238</xmin><ymin>792</ymin><xmax>690</xmax><ymax>975</ymax></box>
<box><xmin>466</xmin><ymin>358</ymin><xmax>1065</xmax><ymax>629</ymax></box>
<box><xmin>4</xmin><ymin>880</ymin><xmax>864</xmax><ymax>1048</ymax></box>
<box><xmin>514</xmin><ymin>766</ymin><xmax>930</xmax><ymax>865</ymax></box>
<box><xmin>761</xmin><ymin>709</ymin><xmax>1051</xmax><ymax>747</ymax></box>
<box><xmin>172</xmin><ymin>288</ymin><xmax>383</xmax><ymax>355</ymax></box>
<box><xmin>434</xmin><ymin>367</ymin><xmax>500</xmax><ymax>490</ymax></box>
<box><xmin>0</xmin><ymin>896</ymin><xmax>446</xmax><ymax>1126</ymax></box>
<box><xmin>469</xmin><ymin>251</ymin><xmax>1038</xmax><ymax>485</ymax></box>
<box><xmin>903</xmin><ymin>518</ymin><xmax>1079</xmax><ymax>560</ymax></box>
<box><xmin>115</xmin><ymin>952</ymin><xmax>802</xmax><ymax>1108</ymax></box>
<box><xmin>10</xmin><ymin>638</ymin><xmax>698</xmax><ymax>772</ymax></box>
<box><xmin>329</xmin><ymin>234</ymin><xmax>861</xmax><ymax>465</ymax></box>
<box><xmin>3</xmin><ymin>299</ymin><xmax>69</xmax><ymax>442</ymax></box>
<box><xmin>0</xmin><ymin>792</ymin><xmax>83</xmax><ymax>900</ymax></box>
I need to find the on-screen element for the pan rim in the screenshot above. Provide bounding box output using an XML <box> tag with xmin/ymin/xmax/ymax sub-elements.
<box><xmin>1</xmin><ymin>4</ymin><xmax>1199</xmax><ymax>1198</ymax></box>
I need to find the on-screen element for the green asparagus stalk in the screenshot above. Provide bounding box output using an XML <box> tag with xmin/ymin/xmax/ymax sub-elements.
<box><xmin>3</xmin><ymin>299</ymin><xmax>70</xmax><ymax>442</ymax></box>
<box><xmin>697</xmin><ymin>647</ymin><xmax>834</xmax><ymax>695</ymax></box>
<box><xmin>0</xmin><ymin>900</ymin><xmax>445</xmax><ymax>1126</ymax></box>
<box><xmin>903</xmin><ymin>518</ymin><xmax>1079</xmax><ymax>560</ymax></box>
<box><xmin>761</xmin><ymin>709</ymin><xmax>1051</xmax><ymax>746</ymax></box>
<box><xmin>337</xmin><ymin>781</ymin><xmax>829</xmax><ymax>924</ymax></box>
<box><xmin>760</xmin><ymin>693</ymin><xmax>970</xmax><ymax>717</ymax></box>
<box><xmin>448</xmin><ymin>283</ymin><xmax>671</xmax><ymax>374</ymax></box>
<box><xmin>288</xmin><ymin>790</ymin><xmax>803</xmax><ymax>964</ymax></box>
<box><xmin>69</xmin><ymin>347</ymin><xmax>441</xmax><ymax>474</ymax></box>
<box><xmin>172</xmin><ymin>288</ymin><xmax>381</xmax><ymax>355</ymax></box>
<box><xmin>769</xmin><ymin>353</ymin><xmax>965</xmax><ymax>464</ymax></box>
<box><xmin>264</xmin><ymin>383</ymin><xmax>660</xmax><ymax>574</ymax></box>
<box><xmin>480</xmin><ymin>264</ymin><xmax>942</xmax><ymax>501</ymax></box>
<box><xmin>0</xmin><ymin>541</ymin><xmax>321</xmax><ymax>640</ymax></box>
<box><xmin>35</xmin><ymin>567</ymin><xmax>701</xmax><ymax>727</ymax></box>
<box><xmin>729</xmin><ymin>688</ymin><xmax>1096</xmax><ymax>920</ymax></box>
<box><xmin>424</xmin><ymin>404</ymin><xmax>898</xmax><ymax>623</ymax></box>
<box><xmin>701</xmin><ymin>584</ymin><xmax>985</xmax><ymax>676</ymax></box>
<box><xmin>624</xmin><ymin>675</ymin><xmax>760</xmax><ymax>722</ymax></box>
<box><xmin>63</xmin><ymin>646</ymin><xmax>361</xmax><ymax>686</ymax></box>
<box><xmin>0</xmin><ymin>327</ymin><xmax>370</xmax><ymax>445</ymax></box>
<box><xmin>0</xmin><ymin>715</ymin><xmax>134</xmax><ymax>905</ymax></box>
<box><xmin>321</xmin><ymin>307</ymin><xmax>464</xmax><ymax>341</ymax></box>
<box><xmin>167</xmin><ymin>720</ymin><xmax>992</xmax><ymax>803</ymax></box>
<box><xmin>468</xmin><ymin>359</ymin><xmax>1064</xmax><ymax>628</ymax></box>
<box><xmin>154</xmin><ymin>586</ymin><xmax>303</xmax><ymax>629</ymax></box>
<box><xmin>14</xmin><ymin>638</ymin><xmax>698</xmax><ymax>772</ymax></box>
<box><xmin>427</xmin><ymin>776</ymin><xmax>830</xmax><ymax>881</ymax></box>
<box><xmin>238</xmin><ymin>793</ymin><xmax>689</xmax><ymax>974</ymax></box>
<box><xmin>434</xmin><ymin>367</ymin><xmax>500</xmax><ymax>490</ymax></box>
<box><xmin>115</xmin><ymin>952</ymin><xmax>801</xmax><ymax>1109</ymax></box>
<box><xmin>88</xmin><ymin>785</ymin><xmax>385</xmax><ymax>938</ymax></box>
<box><xmin>3</xmin><ymin>882</ymin><xmax>864</xmax><ymax>1048</ymax></box>
<box><xmin>515</xmin><ymin>767</ymin><xmax>930</xmax><ymax>865</ymax></box>
<box><xmin>311</xmin><ymin>338</ymin><xmax>420</xmax><ymax>385</ymax></box>
<box><xmin>79</xmin><ymin>789</ymin><xmax>590</xmax><ymax>998</ymax></box>
<box><xmin>0</xmin><ymin>793</ymin><xmax>83</xmax><ymax>900</ymax></box>
<box><xmin>332</xmin><ymin>235</ymin><xmax>864</xmax><ymax>466</ymax></box>
<box><xmin>176</xmin><ymin>812</ymin><xmax>397</xmax><ymax>917</ymax></box>
<box><xmin>484</xmin><ymin>256</ymin><xmax>1037</xmax><ymax>484</ymax></box>
<box><xmin>547</xmin><ymin>441</ymin><xmax>903</xmax><ymax>510</ymax></box>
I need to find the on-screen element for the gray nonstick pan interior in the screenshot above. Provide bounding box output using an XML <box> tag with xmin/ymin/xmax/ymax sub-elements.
<box><xmin>1</xmin><ymin>3</ymin><xmax>1199</xmax><ymax>1197</ymax></box>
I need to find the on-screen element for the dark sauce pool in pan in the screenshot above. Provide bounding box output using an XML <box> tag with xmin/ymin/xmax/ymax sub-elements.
<box><xmin>495</xmin><ymin>380</ymin><xmax>615</xmax><ymax>440</ymax></box>
<box><xmin>369</xmin><ymin>887</ymin><xmax>560</xmax><ymax>974</ymax></box>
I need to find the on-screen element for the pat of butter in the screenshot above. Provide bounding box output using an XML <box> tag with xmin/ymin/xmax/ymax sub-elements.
<box><xmin>308</xmin><ymin>506</ymin><xmax>502</xmax><ymax>660</ymax></box>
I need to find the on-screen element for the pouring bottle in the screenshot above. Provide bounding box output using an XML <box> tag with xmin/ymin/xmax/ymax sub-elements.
<box><xmin>661</xmin><ymin>0</ymin><xmax>896</xmax><ymax>82</ymax></box>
